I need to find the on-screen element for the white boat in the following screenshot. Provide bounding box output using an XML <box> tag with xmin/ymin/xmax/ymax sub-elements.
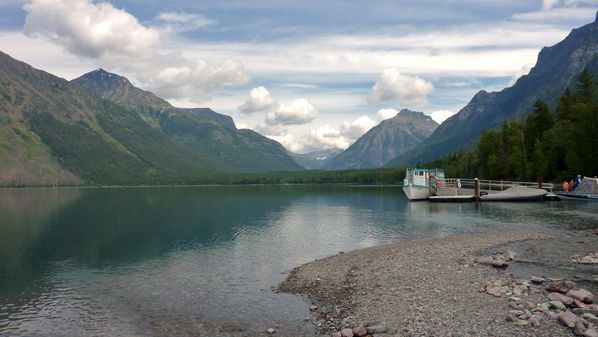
<box><xmin>479</xmin><ymin>186</ymin><xmax>547</xmax><ymax>201</ymax></box>
<box><xmin>402</xmin><ymin>168</ymin><xmax>444</xmax><ymax>201</ymax></box>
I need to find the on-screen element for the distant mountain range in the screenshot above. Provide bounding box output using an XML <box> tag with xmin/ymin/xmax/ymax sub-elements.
<box><xmin>386</xmin><ymin>13</ymin><xmax>598</xmax><ymax>167</ymax></box>
<box><xmin>0</xmin><ymin>52</ymin><xmax>301</xmax><ymax>186</ymax></box>
<box><xmin>289</xmin><ymin>148</ymin><xmax>343</xmax><ymax>169</ymax></box>
<box><xmin>323</xmin><ymin>109</ymin><xmax>437</xmax><ymax>170</ymax></box>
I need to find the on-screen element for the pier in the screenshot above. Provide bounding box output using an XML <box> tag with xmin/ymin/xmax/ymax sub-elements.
<box><xmin>428</xmin><ymin>178</ymin><xmax>556</xmax><ymax>202</ymax></box>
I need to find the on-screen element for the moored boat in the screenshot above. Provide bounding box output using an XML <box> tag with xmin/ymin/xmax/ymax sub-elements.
<box><xmin>402</xmin><ymin>168</ymin><xmax>444</xmax><ymax>201</ymax></box>
<box><xmin>555</xmin><ymin>177</ymin><xmax>598</xmax><ymax>201</ymax></box>
<box><xmin>479</xmin><ymin>186</ymin><xmax>547</xmax><ymax>201</ymax></box>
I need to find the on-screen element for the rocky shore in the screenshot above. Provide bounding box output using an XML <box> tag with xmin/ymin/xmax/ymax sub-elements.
<box><xmin>280</xmin><ymin>230</ymin><xmax>598</xmax><ymax>337</ymax></box>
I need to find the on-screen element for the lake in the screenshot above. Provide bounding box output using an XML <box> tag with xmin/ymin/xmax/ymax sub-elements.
<box><xmin>0</xmin><ymin>185</ymin><xmax>597</xmax><ymax>336</ymax></box>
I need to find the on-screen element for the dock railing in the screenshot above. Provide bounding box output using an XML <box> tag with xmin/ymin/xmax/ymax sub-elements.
<box><xmin>433</xmin><ymin>178</ymin><xmax>554</xmax><ymax>192</ymax></box>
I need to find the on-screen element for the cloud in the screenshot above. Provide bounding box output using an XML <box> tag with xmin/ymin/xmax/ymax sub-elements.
<box><xmin>543</xmin><ymin>0</ymin><xmax>560</xmax><ymax>10</ymax></box>
<box><xmin>543</xmin><ymin>0</ymin><xmax>598</xmax><ymax>10</ymax></box>
<box><xmin>509</xmin><ymin>63</ymin><xmax>533</xmax><ymax>86</ymax></box>
<box><xmin>155</xmin><ymin>12</ymin><xmax>216</xmax><ymax>33</ymax></box>
<box><xmin>368</xmin><ymin>68</ymin><xmax>434</xmax><ymax>107</ymax></box>
<box><xmin>22</xmin><ymin>0</ymin><xmax>250</xmax><ymax>101</ymax></box>
<box><xmin>266</xmin><ymin>98</ymin><xmax>318</xmax><ymax>125</ymax></box>
<box><xmin>376</xmin><ymin>108</ymin><xmax>398</xmax><ymax>121</ymax></box>
<box><xmin>340</xmin><ymin>116</ymin><xmax>376</xmax><ymax>139</ymax></box>
<box><xmin>238</xmin><ymin>86</ymin><xmax>277</xmax><ymax>114</ymax></box>
<box><xmin>430</xmin><ymin>110</ymin><xmax>455</xmax><ymax>124</ymax></box>
<box><xmin>23</xmin><ymin>0</ymin><xmax>160</xmax><ymax>59</ymax></box>
<box><xmin>306</xmin><ymin>125</ymin><xmax>350</xmax><ymax>150</ymax></box>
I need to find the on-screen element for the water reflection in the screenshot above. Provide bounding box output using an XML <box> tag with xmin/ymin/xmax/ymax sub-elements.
<box><xmin>0</xmin><ymin>186</ymin><xmax>597</xmax><ymax>336</ymax></box>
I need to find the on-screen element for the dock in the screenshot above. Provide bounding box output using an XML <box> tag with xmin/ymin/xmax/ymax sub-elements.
<box><xmin>427</xmin><ymin>178</ymin><xmax>555</xmax><ymax>202</ymax></box>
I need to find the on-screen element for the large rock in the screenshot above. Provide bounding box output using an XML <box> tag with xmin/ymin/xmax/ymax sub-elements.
<box><xmin>530</xmin><ymin>276</ymin><xmax>546</xmax><ymax>284</ymax></box>
<box><xmin>559</xmin><ymin>311</ymin><xmax>579</xmax><ymax>328</ymax></box>
<box><xmin>547</xmin><ymin>280</ymin><xmax>576</xmax><ymax>294</ymax></box>
<box><xmin>474</xmin><ymin>256</ymin><xmax>508</xmax><ymax>268</ymax></box>
<box><xmin>575</xmin><ymin>322</ymin><xmax>588</xmax><ymax>336</ymax></box>
<box><xmin>340</xmin><ymin>328</ymin><xmax>353</xmax><ymax>337</ymax></box>
<box><xmin>549</xmin><ymin>292</ymin><xmax>575</xmax><ymax>306</ymax></box>
<box><xmin>352</xmin><ymin>325</ymin><xmax>367</xmax><ymax>337</ymax></box>
<box><xmin>582</xmin><ymin>313</ymin><xmax>598</xmax><ymax>325</ymax></box>
<box><xmin>584</xmin><ymin>328</ymin><xmax>598</xmax><ymax>337</ymax></box>
<box><xmin>567</xmin><ymin>289</ymin><xmax>595</xmax><ymax>304</ymax></box>
<box><xmin>366</xmin><ymin>324</ymin><xmax>387</xmax><ymax>334</ymax></box>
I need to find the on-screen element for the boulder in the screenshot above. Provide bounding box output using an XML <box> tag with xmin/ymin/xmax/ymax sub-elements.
<box><xmin>574</xmin><ymin>322</ymin><xmax>588</xmax><ymax>336</ymax></box>
<box><xmin>529</xmin><ymin>315</ymin><xmax>541</xmax><ymax>327</ymax></box>
<box><xmin>548</xmin><ymin>292</ymin><xmax>575</xmax><ymax>306</ymax></box>
<box><xmin>581</xmin><ymin>313</ymin><xmax>598</xmax><ymax>325</ymax></box>
<box><xmin>366</xmin><ymin>324</ymin><xmax>387</xmax><ymax>334</ymax></box>
<box><xmin>567</xmin><ymin>289</ymin><xmax>594</xmax><ymax>304</ymax></box>
<box><xmin>474</xmin><ymin>256</ymin><xmax>508</xmax><ymax>268</ymax></box>
<box><xmin>486</xmin><ymin>285</ymin><xmax>504</xmax><ymax>297</ymax></box>
<box><xmin>352</xmin><ymin>325</ymin><xmax>367</xmax><ymax>337</ymax></box>
<box><xmin>332</xmin><ymin>332</ymin><xmax>342</xmax><ymax>337</ymax></box>
<box><xmin>559</xmin><ymin>311</ymin><xmax>579</xmax><ymax>328</ymax></box>
<box><xmin>584</xmin><ymin>328</ymin><xmax>598</xmax><ymax>337</ymax></box>
<box><xmin>547</xmin><ymin>280</ymin><xmax>576</xmax><ymax>294</ymax></box>
<box><xmin>505</xmin><ymin>250</ymin><xmax>517</xmax><ymax>260</ymax></box>
<box><xmin>340</xmin><ymin>328</ymin><xmax>353</xmax><ymax>337</ymax></box>
<box><xmin>549</xmin><ymin>301</ymin><xmax>568</xmax><ymax>312</ymax></box>
<box><xmin>530</xmin><ymin>276</ymin><xmax>546</xmax><ymax>284</ymax></box>
<box><xmin>574</xmin><ymin>300</ymin><xmax>588</xmax><ymax>309</ymax></box>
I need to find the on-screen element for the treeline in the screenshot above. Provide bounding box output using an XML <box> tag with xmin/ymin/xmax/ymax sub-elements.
<box><xmin>430</xmin><ymin>69</ymin><xmax>598</xmax><ymax>181</ymax></box>
<box><xmin>198</xmin><ymin>168</ymin><xmax>405</xmax><ymax>185</ymax></box>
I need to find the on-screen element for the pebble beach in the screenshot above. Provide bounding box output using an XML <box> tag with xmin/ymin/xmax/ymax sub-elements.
<box><xmin>280</xmin><ymin>229</ymin><xmax>598</xmax><ymax>337</ymax></box>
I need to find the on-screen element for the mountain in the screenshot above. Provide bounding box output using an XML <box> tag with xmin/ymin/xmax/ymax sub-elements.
<box><xmin>386</xmin><ymin>14</ymin><xmax>598</xmax><ymax>167</ymax></box>
<box><xmin>72</xmin><ymin>69</ymin><xmax>302</xmax><ymax>173</ymax></box>
<box><xmin>0</xmin><ymin>51</ymin><xmax>300</xmax><ymax>186</ymax></box>
<box><xmin>323</xmin><ymin>109</ymin><xmax>438</xmax><ymax>170</ymax></box>
<box><xmin>290</xmin><ymin>148</ymin><xmax>343</xmax><ymax>169</ymax></box>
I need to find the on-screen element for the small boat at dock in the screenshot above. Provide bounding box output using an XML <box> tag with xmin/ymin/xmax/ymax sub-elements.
<box><xmin>479</xmin><ymin>186</ymin><xmax>547</xmax><ymax>201</ymax></box>
<box><xmin>555</xmin><ymin>177</ymin><xmax>598</xmax><ymax>201</ymax></box>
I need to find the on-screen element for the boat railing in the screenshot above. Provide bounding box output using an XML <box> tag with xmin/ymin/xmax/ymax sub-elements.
<box><xmin>432</xmin><ymin>178</ymin><xmax>554</xmax><ymax>192</ymax></box>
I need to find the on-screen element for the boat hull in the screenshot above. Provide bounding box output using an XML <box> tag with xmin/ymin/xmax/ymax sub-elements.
<box><xmin>402</xmin><ymin>185</ymin><xmax>430</xmax><ymax>201</ymax></box>
<box><xmin>554</xmin><ymin>192</ymin><xmax>598</xmax><ymax>201</ymax></box>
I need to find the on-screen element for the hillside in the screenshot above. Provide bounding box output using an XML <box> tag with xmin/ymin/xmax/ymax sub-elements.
<box><xmin>324</xmin><ymin>109</ymin><xmax>437</xmax><ymax>170</ymax></box>
<box><xmin>0</xmin><ymin>52</ymin><xmax>300</xmax><ymax>186</ymax></box>
<box><xmin>72</xmin><ymin>69</ymin><xmax>302</xmax><ymax>173</ymax></box>
<box><xmin>387</xmin><ymin>14</ymin><xmax>598</xmax><ymax>167</ymax></box>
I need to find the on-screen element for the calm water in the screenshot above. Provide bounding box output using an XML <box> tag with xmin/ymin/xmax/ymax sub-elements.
<box><xmin>0</xmin><ymin>185</ymin><xmax>597</xmax><ymax>336</ymax></box>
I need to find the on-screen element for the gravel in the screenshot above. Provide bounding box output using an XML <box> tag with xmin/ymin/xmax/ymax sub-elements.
<box><xmin>280</xmin><ymin>230</ymin><xmax>584</xmax><ymax>337</ymax></box>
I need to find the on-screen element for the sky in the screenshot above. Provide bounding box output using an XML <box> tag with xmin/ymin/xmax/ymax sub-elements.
<box><xmin>0</xmin><ymin>0</ymin><xmax>597</xmax><ymax>153</ymax></box>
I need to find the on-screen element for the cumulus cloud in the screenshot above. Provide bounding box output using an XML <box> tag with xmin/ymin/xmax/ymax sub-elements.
<box><xmin>376</xmin><ymin>108</ymin><xmax>398</xmax><ymax>121</ymax></box>
<box><xmin>22</xmin><ymin>0</ymin><xmax>250</xmax><ymax>101</ymax></box>
<box><xmin>340</xmin><ymin>116</ymin><xmax>376</xmax><ymax>139</ymax></box>
<box><xmin>543</xmin><ymin>0</ymin><xmax>598</xmax><ymax>10</ymax></box>
<box><xmin>266</xmin><ymin>98</ymin><xmax>318</xmax><ymax>125</ymax></box>
<box><xmin>23</xmin><ymin>0</ymin><xmax>159</xmax><ymax>59</ymax></box>
<box><xmin>156</xmin><ymin>12</ymin><xmax>216</xmax><ymax>33</ymax></box>
<box><xmin>306</xmin><ymin>125</ymin><xmax>350</xmax><ymax>150</ymax></box>
<box><xmin>368</xmin><ymin>68</ymin><xmax>433</xmax><ymax>107</ymax></box>
<box><xmin>430</xmin><ymin>110</ymin><xmax>455</xmax><ymax>124</ymax></box>
<box><xmin>238</xmin><ymin>86</ymin><xmax>277</xmax><ymax>114</ymax></box>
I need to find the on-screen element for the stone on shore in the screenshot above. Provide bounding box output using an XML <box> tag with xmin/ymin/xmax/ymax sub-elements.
<box><xmin>567</xmin><ymin>289</ymin><xmax>594</xmax><ymax>304</ymax></box>
<box><xmin>266</xmin><ymin>327</ymin><xmax>276</xmax><ymax>334</ymax></box>
<box><xmin>530</xmin><ymin>276</ymin><xmax>546</xmax><ymax>284</ymax></box>
<box><xmin>559</xmin><ymin>311</ymin><xmax>578</xmax><ymax>328</ymax></box>
<box><xmin>547</xmin><ymin>280</ymin><xmax>576</xmax><ymax>294</ymax></box>
<box><xmin>574</xmin><ymin>322</ymin><xmax>587</xmax><ymax>336</ymax></box>
<box><xmin>332</xmin><ymin>332</ymin><xmax>342</xmax><ymax>337</ymax></box>
<box><xmin>529</xmin><ymin>315</ymin><xmax>541</xmax><ymax>327</ymax></box>
<box><xmin>505</xmin><ymin>250</ymin><xmax>517</xmax><ymax>260</ymax></box>
<box><xmin>549</xmin><ymin>292</ymin><xmax>575</xmax><ymax>306</ymax></box>
<box><xmin>340</xmin><ymin>328</ymin><xmax>353</xmax><ymax>337</ymax></box>
<box><xmin>352</xmin><ymin>325</ymin><xmax>367</xmax><ymax>337</ymax></box>
<box><xmin>310</xmin><ymin>305</ymin><xmax>318</xmax><ymax>312</ymax></box>
<box><xmin>475</xmin><ymin>256</ymin><xmax>509</xmax><ymax>268</ymax></box>
<box><xmin>366</xmin><ymin>324</ymin><xmax>387</xmax><ymax>334</ymax></box>
<box><xmin>584</xmin><ymin>328</ymin><xmax>598</xmax><ymax>337</ymax></box>
<box><xmin>582</xmin><ymin>313</ymin><xmax>598</xmax><ymax>325</ymax></box>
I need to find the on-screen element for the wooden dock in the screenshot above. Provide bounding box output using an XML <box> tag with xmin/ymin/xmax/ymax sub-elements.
<box><xmin>428</xmin><ymin>178</ymin><xmax>555</xmax><ymax>202</ymax></box>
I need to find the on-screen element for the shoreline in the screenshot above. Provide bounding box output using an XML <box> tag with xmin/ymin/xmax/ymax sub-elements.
<box><xmin>280</xmin><ymin>229</ymin><xmax>598</xmax><ymax>337</ymax></box>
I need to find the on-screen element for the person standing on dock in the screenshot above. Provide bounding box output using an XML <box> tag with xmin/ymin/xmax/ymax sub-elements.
<box><xmin>563</xmin><ymin>180</ymin><xmax>570</xmax><ymax>192</ymax></box>
<box><xmin>570</xmin><ymin>178</ymin><xmax>575</xmax><ymax>191</ymax></box>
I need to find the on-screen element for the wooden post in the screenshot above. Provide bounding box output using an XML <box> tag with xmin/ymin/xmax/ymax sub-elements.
<box><xmin>537</xmin><ymin>178</ymin><xmax>543</xmax><ymax>189</ymax></box>
<box><xmin>474</xmin><ymin>178</ymin><xmax>480</xmax><ymax>200</ymax></box>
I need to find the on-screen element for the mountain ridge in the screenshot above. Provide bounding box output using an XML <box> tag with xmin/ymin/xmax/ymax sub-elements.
<box><xmin>386</xmin><ymin>15</ymin><xmax>598</xmax><ymax>167</ymax></box>
<box><xmin>324</xmin><ymin>109</ymin><xmax>437</xmax><ymax>170</ymax></box>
